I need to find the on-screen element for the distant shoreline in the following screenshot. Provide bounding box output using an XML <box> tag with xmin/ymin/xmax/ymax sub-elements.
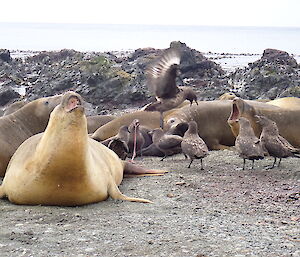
<box><xmin>8</xmin><ymin>49</ymin><xmax>299</xmax><ymax>73</ymax></box>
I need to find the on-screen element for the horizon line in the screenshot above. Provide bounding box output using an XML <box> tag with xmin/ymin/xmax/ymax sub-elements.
<box><xmin>0</xmin><ymin>21</ymin><xmax>299</xmax><ymax>29</ymax></box>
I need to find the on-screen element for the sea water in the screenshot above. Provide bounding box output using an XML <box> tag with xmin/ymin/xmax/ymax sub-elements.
<box><xmin>0</xmin><ymin>23</ymin><xmax>299</xmax><ymax>55</ymax></box>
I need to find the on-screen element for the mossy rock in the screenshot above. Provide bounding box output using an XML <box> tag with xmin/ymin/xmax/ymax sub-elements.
<box><xmin>280</xmin><ymin>86</ymin><xmax>300</xmax><ymax>97</ymax></box>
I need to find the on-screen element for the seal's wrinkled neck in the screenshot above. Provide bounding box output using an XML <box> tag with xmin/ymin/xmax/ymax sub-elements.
<box><xmin>34</xmin><ymin>93</ymin><xmax>88</xmax><ymax>175</ymax></box>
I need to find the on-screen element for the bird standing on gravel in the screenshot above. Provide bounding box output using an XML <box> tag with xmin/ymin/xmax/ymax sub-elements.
<box><xmin>256</xmin><ymin>115</ymin><xmax>300</xmax><ymax>168</ymax></box>
<box><xmin>101</xmin><ymin>125</ymin><xmax>130</xmax><ymax>160</ymax></box>
<box><xmin>181</xmin><ymin>121</ymin><xmax>209</xmax><ymax>169</ymax></box>
<box><xmin>150</xmin><ymin>128</ymin><xmax>183</xmax><ymax>161</ymax></box>
<box><xmin>144</xmin><ymin>47</ymin><xmax>198</xmax><ymax>128</ymax></box>
<box><xmin>235</xmin><ymin>117</ymin><xmax>264</xmax><ymax>170</ymax></box>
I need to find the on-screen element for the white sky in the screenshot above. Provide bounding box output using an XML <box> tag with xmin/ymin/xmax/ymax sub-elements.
<box><xmin>1</xmin><ymin>0</ymin><xmax>300</xmax><ymax>27</ymax></box>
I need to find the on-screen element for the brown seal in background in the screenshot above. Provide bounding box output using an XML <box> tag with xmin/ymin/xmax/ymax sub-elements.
<box><xmin>0</xmin><ymin>94</ymin><xmax>62</xmax><ymax>177</ymax></box>
<box><xmin>228</xmin><ymin>97</ymin><xmax>300</xmax><ymax>148</ymax></box>
<box><xmin>86</xmin><ymin>115</ymin><xmax>116</xmax><ymax>133</ymax></box>
<box><xmin>164</xmin><ymin>100</ymin><xmax>235</xmax><ymax>150</ymax></box>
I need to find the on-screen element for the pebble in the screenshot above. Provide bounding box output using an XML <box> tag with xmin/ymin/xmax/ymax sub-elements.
<box><xmin>293</xmin><ymin>250</ymin><xmax>300</xmax><ymax>257</ymax></box>
<box><xmin>85</xmin><ymin>247</ymin><xmax>95</xmax><ymax>253</ymax></box>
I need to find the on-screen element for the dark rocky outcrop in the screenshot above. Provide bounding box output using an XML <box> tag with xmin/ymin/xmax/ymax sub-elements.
<box><xmin>0</xmin><ymin>49</ymin><xmax>12</xmax><ymax>63</ymax></box>
<box><xmin>0</xmin><ymin>45</ymin><xmax>298</xmax><ymax>115</ymax></box>
<box><xmin>0</xmin><ymin>88</ymin><xmax>20</xmax><ymax>106</ymax></box>
<box><xmin>230</xmin><ymin>48</ymin><xmax>299</xmax><ymax>99</ymax></box>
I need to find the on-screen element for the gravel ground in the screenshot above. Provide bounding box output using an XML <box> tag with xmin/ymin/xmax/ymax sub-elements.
<box><xmin>0</xmin><ymin>150</ymin><xmax>300</xmax><ymax>257</ymax></box>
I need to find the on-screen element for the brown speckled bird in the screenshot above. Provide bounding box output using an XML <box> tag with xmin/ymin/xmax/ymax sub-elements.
<box><xmin>144</xmin><ymin>47</ymin><xmax>198</xmax><ymax>128</ymax></box>
<box><xmin>101</xmin><ymin>125</ymin><xmax>130</xmax><ymax>160</ymax></box>
<box><xmin>150</xmin><ymin>128</ymin><xmax>183</xmax><ymax>161</ymax></box>
<box><xmin>235</xmin><ymin>117</ymin><xmax>264</xmax><ymax>170</ymax></box>
<box><xmin>256</xmin><ymin>115</ymin><xmax>300</xmax><ymax>168</ymax></box>
<box><xmin>181</xmin><ymin>121</ymin><xmax>209</xmax><ymax>169</ymax></box>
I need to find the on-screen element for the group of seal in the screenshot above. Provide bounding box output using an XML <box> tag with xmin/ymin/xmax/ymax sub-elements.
<box><xmin>0</xmin><ymin>91</ymin><xmax>166</xmax><ymax>206</ymax></box>
<box><xmin>1</xmin><ymin>81</ymin><xmax>300</xmax><ymax>207</ymax></box>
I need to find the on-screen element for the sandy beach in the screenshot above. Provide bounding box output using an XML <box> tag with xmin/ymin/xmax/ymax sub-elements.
<box><xmin>1</xmin><ymin>151</ymin><xmax>299</xmax><ymax>257</ymax></box>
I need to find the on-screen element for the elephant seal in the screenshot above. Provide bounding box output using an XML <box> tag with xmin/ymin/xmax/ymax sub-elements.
<box><xmin>0</xmin><ymin>91</ymin><xmax>164</xmax><ymax>206</ymax></box>
<box><xmin>87</xmin><ymin>115</ymin><xmax>116</xmax><ymax>134</ymax></box>
<box><xmin>266</xmin><ymin>97</ymin><xmax>300</xmax><ymax>110</ymax></box>
<box><xmin>218</xmin><ymin>92</ymin><xmax>237</xmax><ymax>100</ymax></box>
<box><xmin>228</xmin><ymin>97</ymin><xmax>300</xmax><ymax>148</ymax></box>
<box><xmin>164</xmin><ymin>100</ymin><xmax>236</xmax><ymax>150</ymax></box>
<box><xmin>0</xmin><ymin>94</ymin><xmax>62</xmax><ymax>177</ymax></box>
<box><xmin>91</xmin><ymin>111</ymin><xmax>163</xmax><ymax>141</ymax></box>
<box><xmin>91</xmin><ymin>105</ymin><xmax>188</xmax><ymax>143</ymax></box>
<box><xmin>3</xmin><ymin>100</ymin><xmax>28</xmax><ymax>116</ymax></box>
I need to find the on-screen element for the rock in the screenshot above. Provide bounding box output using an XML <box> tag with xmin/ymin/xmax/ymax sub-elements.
<box><xmin>0</xmin><ymin>49</ymin><xmax>12</xmax><ymax>63</ymax></box>
<box><xmin>0</xmin><ymin>88</ymin><xmax>20</xmax><ymax>106</ymax></box>
<box><xmin>292</xmin><ymin>250</ymin><xmax>300</xmax><ymax>257</ymax></box>
<box><xmin>230</xmin><ymin>48</ymin><xmax>299</xmax><ymax>99</ymax></box>
<box><xmin>0</xmin><ymin>43</ymin><xmax>227</xmax><ymax>111</ymax></box>
<box><xmin>261</xmin><ymin>48</ymin><xmax>298</xmax><ymax>67</ymax></box>
<box><xmin>4</xmin><ymin>44</ymin><xmax>299</xmax><ymax>112</ymax></box>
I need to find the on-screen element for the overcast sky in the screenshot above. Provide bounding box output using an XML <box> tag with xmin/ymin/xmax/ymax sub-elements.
<box><xmin>1</xmin><ymin>0</ymin><xmax>300</xmax><ymax>27</ymax></box>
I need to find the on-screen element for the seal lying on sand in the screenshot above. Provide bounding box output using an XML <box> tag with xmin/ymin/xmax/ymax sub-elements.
<box><xmin>228</xmin><ymin>97</ymin><xmax>300</xmax><ymax>148</ymax></box>
<box><xmin>0</xmin><ymin>91</ymin><xmax>165</xmax><ymax>206</ymax></box>
<box><xmin>91</xmin><ymin>103</ymin><xmax>189</xmax><ymax>143</ymax></box>
<box><xmin>92</xmin><ymin>111</ymin><xmax>163</xmax><ymax>142</ymax></box>
<box><xmin>87</xmin><ymin>115</ymin><xmax>116</xmax><ymax>133</ymax></box>
<box><xmin>164</xmin><ymin>100</ymin><xmax>236</xmax><ymax>150</ymax></box>
<box><xmin>3</xmin><ymin>100</ymin><xmax>28</xmax><ymax>116</ymax></box>
<box><xmin>0</xmin><ymin>94</ymin><xmax>62</xmax><ymax>177</ymax></box>
<box><xmin>144</xmin><ymin>47</ymin><xmax>198</xmax><ymax>128</ymax></box>
<box><xmin>266</xmin><ymin>97</ymin><xmax>300</xmax><ymax>110</ymax></box>
<box><xmin>218</xmin><ymin>92</ymin><xmax>237</xmax><ymax>100</ymax></box>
